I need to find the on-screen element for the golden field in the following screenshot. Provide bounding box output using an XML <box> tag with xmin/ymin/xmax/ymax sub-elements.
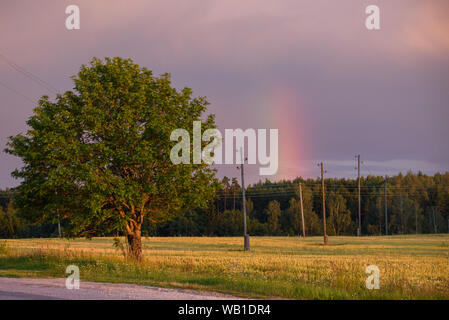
<box><xmin>1</xmin><ymin>235</ymin><xmax>448</xmax><ymax>299</ymax></box>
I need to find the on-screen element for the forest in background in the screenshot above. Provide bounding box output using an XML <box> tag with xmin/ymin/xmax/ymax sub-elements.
<box><xmin>1</xmin><ymin>171</ymin><xmax>448</xmax><ymax>238</ymax></box>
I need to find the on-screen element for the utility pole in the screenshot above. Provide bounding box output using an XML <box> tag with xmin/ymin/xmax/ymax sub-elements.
<box><xmin>415</xmin><ymin>200</ymin><xmax>418</xmax><ymax>235</ymax></box>
<box><xmin>299</xmin><ymin>183</ymin><xmax>305</xmax><ymax>238</ymax></box>
<box><xmin>432</xmin><ymin>207</ymin><xmax>437</xmax><ymax>234</ymax></box>
<box><xmin>239</xmin><ymin>148</ymin><xmax>250</xmax><ymax>251</ymax></box>
<box><xmin>357</xmin><ymin>154</ymin><xmax>361</xmax><ymax>236</ymax></box>
<box><xmin>384</xmin><ymin>175</ymin><xmax>388</xmax><ymax>236</ymax></box>
<box><xmin>320</xmin><ymin>162</ymin><xmax>328</xmax><ymax>245</ymax></box>
<box><xmin>400</xmin><ymin>194</ymin><xmax>404</xmax><ymax>234</ymax></box>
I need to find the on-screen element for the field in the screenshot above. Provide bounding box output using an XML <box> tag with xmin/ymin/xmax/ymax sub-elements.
<box><xmin>1</xmin><ymin>235</ymin><xmax>449</xmax><ymax>299</ymax></box>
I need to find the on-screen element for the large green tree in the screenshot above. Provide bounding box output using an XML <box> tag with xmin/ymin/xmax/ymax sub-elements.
<box><xmin>5</xmin><ymin>57</ymin><xmax>217</xmax><ymax>261</ymax></box>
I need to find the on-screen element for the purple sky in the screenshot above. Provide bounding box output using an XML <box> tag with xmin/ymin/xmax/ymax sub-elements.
<box><xmin>1</xmin><ymin>0</ymin><xmax>448</xmax><ymax>187</ymax></box>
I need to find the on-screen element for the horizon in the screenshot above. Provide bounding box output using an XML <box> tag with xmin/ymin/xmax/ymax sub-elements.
<box><xmin>2</xmin><ymin>167</ymin><xmax>448</xmax><ymax>190</ymax></box>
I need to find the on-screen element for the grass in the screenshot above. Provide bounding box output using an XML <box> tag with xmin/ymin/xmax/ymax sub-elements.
<box><xmin>0</xmin><ymin>235</ymin><xmax>448</xmax><ymax>299</ymax></box>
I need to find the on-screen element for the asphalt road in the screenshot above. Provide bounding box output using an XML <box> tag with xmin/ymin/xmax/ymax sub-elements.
<box><xmin>0</xmin><ymin>277</ymin><xmax>242</xmax><ymax>300</ymax></box>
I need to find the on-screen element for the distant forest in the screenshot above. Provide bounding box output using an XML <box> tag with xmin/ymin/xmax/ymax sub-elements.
<box><xmin>1</xmin><ymin>171</ymin><xmax>448</xmax><ymax>238</ymax></box>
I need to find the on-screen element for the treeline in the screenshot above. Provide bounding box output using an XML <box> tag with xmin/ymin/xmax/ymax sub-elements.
<box><xmin>0</xmin><ymin>188</ymin><xmax>60</xmax><ymax>238</ymax></box>
<box><xmin>1</xmin><ymin>171</ymin><xmax>449</xmax><ymax>238</ymax></box>
<box><xmin>149</xmin><ymin>171</ymin><xmax>449</xmax><ymax>237</ymax></box>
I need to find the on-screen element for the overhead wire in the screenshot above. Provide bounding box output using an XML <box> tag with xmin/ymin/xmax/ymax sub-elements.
<box><xmin>0</xmin><ymin>52</ymin><xmax>58</xmax><ymax>94</ymax></box>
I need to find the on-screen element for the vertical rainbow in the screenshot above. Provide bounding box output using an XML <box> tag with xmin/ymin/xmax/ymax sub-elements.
<box><xmin>256</xmin><ymin>82</ymin><xmax>311</xmax><ymax>181</ymax></box>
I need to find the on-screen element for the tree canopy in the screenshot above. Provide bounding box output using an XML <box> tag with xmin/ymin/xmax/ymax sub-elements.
<box><xmin>5</xmin><ymin>57</ymin><xmax>218</xmax><ymax>260</ymax></box>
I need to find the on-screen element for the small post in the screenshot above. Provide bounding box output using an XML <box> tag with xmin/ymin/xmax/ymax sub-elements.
<box><xmin>384</xmin><ymin>176</ymin><xmax>388</xmax><ymax>236</ymax></box>
<box><xmin>58</xmin><ymin>215</ymin><xmax>62</xmax><ymax>238</ymax></box>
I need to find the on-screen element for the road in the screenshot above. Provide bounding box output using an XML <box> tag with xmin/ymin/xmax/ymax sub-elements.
<box><xmin>0</xmin><ymin>277</ymin><xmax>242</xmax><ymax>300</ymax></box>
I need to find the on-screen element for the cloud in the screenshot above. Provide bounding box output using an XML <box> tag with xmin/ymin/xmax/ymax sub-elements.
<box><xmin>4</xmin><ymin>0</ymin><xmax>448</xmax><ymax>69</ymax></box>
<box><xmin>324</xmin><ymin>159</ymin><xmax>447</xmax><ymax>177</ymax></box>
<box><xmin>401</xmin><ymin>1</ymin><xmax>449</xmax><ymax>58</ymax></box>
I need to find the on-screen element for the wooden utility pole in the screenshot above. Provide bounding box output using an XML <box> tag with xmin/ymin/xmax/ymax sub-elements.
<box><xmin>320</xmin><ymin>162</ymin><xmax>328</xmax><ymax>245</ymax></box>
<box><xmin>239</xmin><ymin>148</ymin><xmax>250</xmax><ymax>251</ymax></box>
<box><xmin>432</xmin><ymin>207</ymin><xmax>437</xmax><ymax>234</ymax></box>
<box><xmin>400</xmin><ymin>194</ymin><xmax>404</xmax><ymax>234</ymax></box>
<box><xmin>299</xmin><ymin>183</ymin><xmax>305</xmax><ymax>237</ymax></box>
<box><xmin>384</xmin><ymin>175</ymin><xmax>388</xmax><ymax>236</ymax></box>
<box><xmin>415</xmin><ymin>200</ymin><xmax>418</xmax><ymax>234</ymax></box>
<box><xmin>357</xmin><ymin>154</ymin><xmax>361</xmax><ymax>236</ymax></box>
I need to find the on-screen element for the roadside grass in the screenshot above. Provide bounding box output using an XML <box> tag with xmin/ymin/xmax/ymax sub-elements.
<box><xmin>0</xmin><ymin>235</ymin><xmax>448</xmax><ymax>299</ymax></box>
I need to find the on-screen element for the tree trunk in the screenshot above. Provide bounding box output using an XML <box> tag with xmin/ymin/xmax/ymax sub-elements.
<box><xmin>127</xmin><ymin>228</ymin><xmax>142</xmax><ymax>262</ymax></box>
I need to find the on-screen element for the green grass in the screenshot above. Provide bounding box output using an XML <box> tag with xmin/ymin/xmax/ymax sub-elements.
<box><xmin>1</xmin><ymin>235</ymin><xmax>449</xmax><ymax>299</ymax></box>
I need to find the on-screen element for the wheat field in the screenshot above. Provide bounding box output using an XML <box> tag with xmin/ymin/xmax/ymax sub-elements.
<box><xmin>1</xmin><ymin>235</ymin><xmax>448</xmax><ymax>299</ymax></box>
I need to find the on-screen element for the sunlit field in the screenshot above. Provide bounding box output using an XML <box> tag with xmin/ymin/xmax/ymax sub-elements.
<box><xmin>1</xmin><ymin>235</ymin><xmax>448</xmax><ymax>299</ymax></box>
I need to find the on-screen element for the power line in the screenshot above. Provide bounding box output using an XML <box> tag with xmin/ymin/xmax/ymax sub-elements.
<box><xmin>0</xmin><ymin>52</ymin><xmax>58</xmax><ymax>94</ymax></box>
<box><xmin>0</xmin><ymin>80</ymin><xmax>35</xmax><ymax>104</ymax></box>
<box><xmin>240</xmin><ymin>185</ymin><xmax>446</xmax><ymax>192</ymax></box>
<box><xmin>245</xmin><ymin>181</ymin><xmax>432</xmax><ymax>189</ymax></box>
<box><xmin>362</xmin><ymin>161</ymin><xmax>372</xmax><ymax>175</ymax></box>
<box><xmin>217</xmin><ymin>189</ymin><xmax>445</xmax><ymax>199</ymax></box>
<box><xmin>223</xmin><ymin>182</ymin><xmax>449</xmax><ymax>191</ymax></box>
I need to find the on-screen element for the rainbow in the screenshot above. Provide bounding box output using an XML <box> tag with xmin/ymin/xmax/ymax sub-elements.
<box><xmin>258</xmin><ymin>82</ymin><xmax>311</xmax><ymax>181</ymax></box>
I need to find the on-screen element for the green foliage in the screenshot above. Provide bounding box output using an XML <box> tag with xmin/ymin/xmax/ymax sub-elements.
<box><xmin>327</xmin><ymin>192</ymin><xmax>353</xmax><ymax>236</ymax></box>
<box><xmin>0</xmin><ymin>201</ymin><xmax>25</xmax><ymax>238</ymax></box>
<box><xmin>0</xmin><ymin>188</ymin><xmax>13</xmax><ymax>211</ymax></box>
<box><xmin>246</xmin><ymin>198</ymin><xmax>254</xmax><ymax>216</ymax></box>
<box><xmin>211</xmin><ymin>210</ymin><xmax>247</xmax><ymax>236</ymax></box>
<box><xmin>1</xmin><ymin>170</ymin><xmax>448</xmax><ymax>238</ymax></box>
<box><xmin>265</xmin><ymin>200</ymin><xmax>281</xmax><ymax>234</ymax></box>
<box><xmin>112</xmin><ymin>237</ymin><xmax>127</xmax><ymax>258</ymax></box>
